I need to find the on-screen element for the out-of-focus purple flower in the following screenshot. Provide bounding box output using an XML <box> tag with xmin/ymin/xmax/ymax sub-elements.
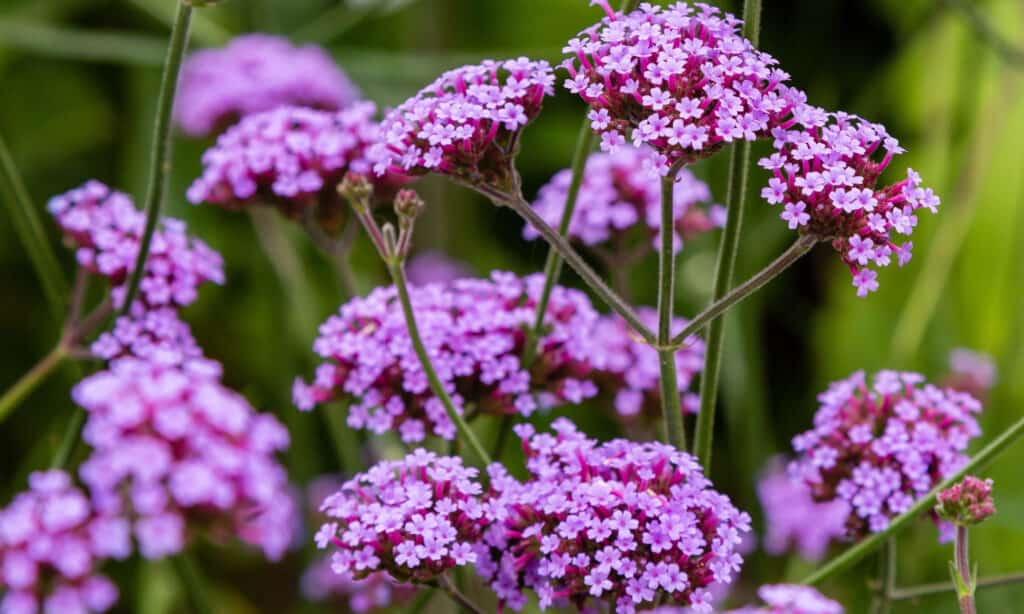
<box><xmin>936</xmin><ymin>476</ymin><xmax>995</xmax><ymax>527</ymax></box>
<box><xmin>944</xmin><ymin>348</ymin><xmax>997</xmax><ymax>403</ymax></box>
<box><xmin>293</xmin><ymin>272</ymin><xmax>599</xmax><ymax>443</ymax></box>
<box><xmin>175</xmin><ymin>34</ymin><xmax>360</xmax><ymax>137</ymax></box>
<box><xmin>478</xmin><ymin>419</ymin><xmax>751</xmax><ymax>613</ymax></box>
<box><xmin>187</xmin><ymin>104</ymin><xmax>405</xmax><ymax>231</ymax></box>
<box><xmin>48</xmin><ymin>181</ymin><xmax>224</xmax><ymax>311</ymax></box>
<box><xmin>90</xmin><ymin>307</ymin><xmax>222</xmax><ymax>376</ymax></box>
<box><xmin>724</xmin><ymin>584</ymin><xmax>844</xmax><ymax>613</ymax></box>
<box><xmin>301</xmin><ymin>557</ymin><xmax>416</xmax><ymax>612</ymax></box>
<box><xmin>73</xmin><ymin>359</ymin><xmax>295</xmax><ymax>561</ymax></box>
<box><xmin>523</xmin><ymin>146</ymin><xmax>723</xmax><ymax>254</ymax></box>
<box><xmin>0</xmin><ymin>470</ymin><xmax>128</xmax><ymax>614</ymax></box>
<box><xmin>564</xmin><ymin>3</ymin><xmax>804</xmax><ymax>174</ymax></box>
<box><xmin>315</xmin><ymin>450</ymin><xmax>487</xmax><ymax>583</ymax></box>
<box><xmin>370</xmin><ymin>58</ymin><xmax>555</xmax><ymax>195</ymax></box>
<box><xmin>405</xmin><ymin>251</ymin><xmax>473</xmax><ymax>286</ymax></box>
<box><xmin>757</xmin><ymin>458</ymin><xmax>848</xmax><ymax>562</ymax></box>
<box><xmin>789</xmin><ymin>371</ymin><xmax>982</xmax><ymax>539</ymax></box>
<box><xmin>758</xmin><ymin>109</ymin><xmax>938</xmax><ymax>297</ymax></box>
<box><xmin>588</xmin><ymin>308</ymin><xmax>704</xmax><ymax>422</ymax></box>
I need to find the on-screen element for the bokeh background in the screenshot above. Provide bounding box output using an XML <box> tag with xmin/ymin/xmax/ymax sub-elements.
<box><xmin>2</xmin><ymin>0</ymin><xmax>1023</xmax><ymax>612</ymax></box>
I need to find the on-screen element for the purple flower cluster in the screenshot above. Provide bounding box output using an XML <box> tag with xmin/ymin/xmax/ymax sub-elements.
<box><xmin>48</xmin><ymin>180</ymin><xmax>225</xmax><ymax>310</ymax></box>
<box><xmin>564</xmin><ymin>2</ymin><xmax>803</xmax><ymax>174</ymax></box>
<box><xmin>789</xmin><ymin>370</ymin><xmax>982</xmax><ymax>538</ymax></box>
<box><xmin>73</xmin><ymin>358</ymin><xmax>295</xmax><ymax>561</ymax></box>
<box><xmin>370</xmin><ymin>58</ymin><xmax>555</xmax><ymax>192</ymax></box>
<box><xmin>90</xmin><ymin>306</ymin><xmax>222</xmax><ymax>375</ymax></box>
<box><xmin>175</xmin><ymin>34</ymin><xmax>360</xmax><ymax>137</ymax></box>
<box><xmin>726</xmin><ymin>584</ymin><xmax>844</xmax><ymax>614</ymax></box>
<box><xmin>293</xmin><ymin>272</ymin><xmax>599</xmax><ymax>443</ymax></box>
<box><xmin>478</xmin><ymin>419</ymin><xmax>751</xmax><ymax>613</ymax></box>
<box><xmin>301</xmin><ymin>557</ymin><xmax>415</xmax><ymax>613</ymax></box>
<box><xmin>589</xmin><ymin>308</ymin><xmax>704</xmax><ymax>421</ymax></box>
<box><xmin>0</xmin><ymin>471</ymin><xmax>129</xmax><ymax>614</ymax></box>
<box><xmin>314</xmin><ymin>449</ymin><xmax>487</xmax><ymax>583</ymax></box>
<box><xmin>757</xmin><ymin>458</ymin><xmax>848</xmax><ymax>562</ymax></box>
<box><xmin>523</xmin><ymin>146</ymin><xmax>724</xmax><ymax>253</ymax></box>
<box><xmin>944</xmin><ymin>348</ymin><xmax>997</xmax><ymax>402</ymax></box>
<box><xmin>758</xmin><ymin>109</ymin><xmax>939</xmax><ymax>296</ymax></box>
<box><xmin>187</xmin><ymin>104</ymin><xmax>404</xmax><ymax>229</ymax></box>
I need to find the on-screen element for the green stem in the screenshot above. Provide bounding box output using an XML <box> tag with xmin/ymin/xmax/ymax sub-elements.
<box><xmin>0</xmin><ymin>131</ymin><xmax>67</xmax><ymax>322</ymax></box>
<box><xmin>438</xmin><ymin>573</ymin><xmax>485</xmax><ymax>614</ymax></box>
<box><xmin>522</xmin><ymin>121</ymin><xmax>595</xmax><ymax>366</ymax></box>
<box><xmin>0</xmin><ymin>345</ymin><xmax>68</xmax><ymax>424</ymax></box>
<box><xmin>387</xmin><ymin>261</ymin><xmax>491</xmax><ymax>465</ymax></box>
<box><xmin>50</xmin><ymin>407</ymin><xmax>86</xmax><ymax>469</ymax></box>
<box><xmin>890</xmin><ymin>571</ymin><xmax>1024</xmax><ymax>600</ymax></box>
<box><xmin>871</xmin><ymin>539</ymin><xmax>897</xmax><ymax>614</ymax></box>
<box><xmin>125</xmin><ymin>0</ymin><xmax>229</xmax><ymax>47</ymax></box>
<box><xmin>690</xmin><ymin>0</ymin><xmax>762</xmax><ymax>469</ymax></box>
<box><xmin>490</xmin><ymin>414</ymin><xmax>514</xmax><ymax>461</ymax></box>
<box><xmin>170</xmin><ymin>551</ymin><xmax>215</xmax><ymax>614</ymax></box>
<box><xmin>803</xmin><ymin>412</ymin><xmax>1024</xmax><ymax>586</ymax></box>
<box><xmin>669</xmin><ymin>234</ymin><xmax>818</xmax><ymax>349</ymax></box>
<box><xmin>657</xmin><ymin>170</ymin><xmax>686</xmax><ymax>451</ymax></box>
<box><xmin>119</xmin><ymin>1</ymin><xmax>193</xmax><ymax>316</ymax></box>
<box><xmin>954</xmin><ymin>525</ymin><xmax>977</xmax><ymax>614</ymax></box>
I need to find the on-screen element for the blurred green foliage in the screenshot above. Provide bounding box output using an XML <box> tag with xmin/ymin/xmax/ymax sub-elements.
<box><xmin>2</xmin><ymin>0</ymin><xmax>1024</xmax><ymax>612</ymax></box>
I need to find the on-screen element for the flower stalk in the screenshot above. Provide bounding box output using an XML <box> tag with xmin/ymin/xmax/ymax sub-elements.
<box><xmin>171</xmin><ymin>551</ymin><xmax>215</xmax><ymax>614</ymax></box>
<box><xmin>951</xmin><ymin>525</ymin><xmax>977</xmax><ymax>614</ymax></box>
<box><xmin>657</xmin><ymin>167</ymin><xmax>686</xmax><ymax>451</ymax></box>
<box><xmin>691</xmin><ymin>0</ymin><xmax>762</xmax><ymax>469</ymax></box>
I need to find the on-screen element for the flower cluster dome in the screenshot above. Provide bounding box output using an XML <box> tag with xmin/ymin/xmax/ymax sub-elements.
<box><xmin>478</xmin><ymin>419</ymin><xmax>751</xmax><ymax>613</ymax></box>
<box><xmin>564</xmin><ymin>2</ymin><xmax>804</xmax><ymax>174</ymax></box>
<box><xmin>175</xmin><ymin>34</ymin><xmax>360</xmax><ymax>137</ymax></box>
<box><xmin>757</xmin><ymin>458</ymin><xmax>848</xmax><ymax>562</ymax></box>
<box><xmin>293</xmin><ymin>272</ymin><xmax>599</xmax><ymax>443</ymax></box>
<box><xmin>90</xmin><ymin>307</ymin><xmax>222</xmax><ymax>376</ymax></box>
<box><xmin>73</xmin><ymin>359</ymin><xmax>295</xmax><ymax>561</ymax></box>
<box><xmin>789</xmin><ymin>370</ymin><xmax>982</xmax><ymax>538</ymax></box>
<box><xmin>301</xmin><ymin>557</ymin><xmax>416</xmax><ymax>613</ymax></box>
<box><xmin>0</xmin><ymin>470</ymin><xmax>129</xmax><ymax>614</ymax></box>
<box><xmin>48</xmin><ymin>181</ymin><xmax>224</xmax><ymax>310</ymax></box>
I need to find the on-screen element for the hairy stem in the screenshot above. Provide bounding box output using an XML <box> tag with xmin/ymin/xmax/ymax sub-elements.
<box><xmin>522</xmin><ymin>120</ymin><xmax>595</xmax><ymax>366</ymax></box>
<box><xmin>119</xmin><ymin>1</ymin><xmax>193</xmax><ymax>315</ymax></box>
<box><xmin>691</xmin><ymin>0</ymin><xmax>762</xmax><ymax>468</ymax></box>
<box><xmin>890</xmin><ymin>571</ymin><xmax>1024</xmax><ymax>600</ymax></box>
<box><xmin>955</xmin><ymin>526</ymin><xmax>977</xmax><ymax>614</ymax></box>
<box><xmin>170</xmin><ymin>551</ymin><xmax>215</xmax><ymax>614</ymax></box>
<box><xmin>803</xmin><ymin>412</ymin><xmax>1024</xmax><ymax>586</ymax></box>
<box><xmin>657</xmin><ymin>170</ymin><xmax>686</xmax><ymax>451</ymax></box>
<box><xmin>438</xmin><ymin>573</ymin><xmax>485</xmax><ymax>614</ymax></box>
<box><xmin>387</xmin><ymin>260</ymin><xmax>491</xmax><ymax>465</ymax></box>
<box><xmin>0</xmin><ymin>345</ymin><xmax>68</xmax><ymax>424</ymax></box>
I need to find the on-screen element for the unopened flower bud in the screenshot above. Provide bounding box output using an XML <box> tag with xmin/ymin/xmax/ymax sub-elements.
<box><xmin>339</xmin><ymin>173</ymin><xmax>373</xmax><ymax>212</ymax></box>
<box><xmin>936</xmin><ymin>476</ymin><xmax>995</xmax><ymax>526</ymax></box>
<box><xmin>393</xmin><ymin>189</ymin><xmax>425</xmax><ymax>222</ymax></box>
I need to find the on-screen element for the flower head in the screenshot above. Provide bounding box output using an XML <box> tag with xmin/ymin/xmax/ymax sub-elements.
<box><xmin>758</xmin><ymin>109</ymin><xmax>939</xmax><ymax>296</ymax></box>
<box><xmin>175</xmin><ymin>34</ymin><xmax>360</xmax><ymax>137</ymax></box>
<box><xmin>371</xmin><ymin>58</ymin><xmax>555</xmax><ymax>195</ymax></box>
<box><xmin>564</xmin><ymin>2</ymin><xmax>804</xmax><ymax>173</ymax></box>
<box><xmin>48</xmin><ymin>181</ymin><xmax>224</xmax><ymax>311</ymax></box>
<box><xmin>405</xmin><ymin>251</ymin><xmax>474</xmax><ymax>286</ymax></box>
<box><xmin>73</xmin><ymin>359</ymin><xmax>295</xmax><ymax>561</ymax></box>
<box><xmin>789</xmin><ymin>371</ymin><xmax>982</xmax><ymax>539</ymax></box>
<box><xmin>0</xmin><ymin>470</ymin><xmax>128</xmax><ymax>614</ymax></box>
<box><xmin>90</xmin><ymin>307</ymin><xmax>222</xmax><ymax>376</ymax></box>
<box><xmin>293</xmin><ymin>272</ymin><xmax>599</xmax><ymax>442</ymax></box>
<box><xmin>944</xmin><ymin>348</ymin><xmax>997</xmax><ymax>403</ymax></box>
<box><xmin>588</xmin><ymin>308</ymin><xmax>705</xmax><ymax>422</ymax></box>
<box><xmin>936</xmin><ymin>476</ymin><xmax>995</xmax><ymax>527</ymax></box>
<box><xmin>524</xmin><ymin>146</ymin><xmax>723</xmax><ymax>253</ymax></box>
<box><xmin>187</xmin><ymin>104</ymin><xmax>404</xmax><ymax>231</ymax></box>
<box><xmin>725</xmin><ymin>584</ymin><xmax>844</xmax><ymax>613</ymax></box>
<box><xmin>315</xmin><ymin>450</ymin><xmax>488</xmax><ymax>583</ymax></box>
<box><xmin>479</xmin><ymin>419</ymin><xmax>751</xmax><ymax>613</ymax></box>
<box><xmin>757</xmin><ymin>458</ymin><xmax>848</xmax><ymax>562</ymax></box>
<box><xmin>301</xmin><ymin>556</ymin><xmax>416</xmax><ymax>612</ymax></box>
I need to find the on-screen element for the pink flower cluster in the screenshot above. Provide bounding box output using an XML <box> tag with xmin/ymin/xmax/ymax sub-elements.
<box><xmin>727</xmin><ymin>584</ymin><xmax>844</xmax><ymax>614</ymax></box>
<box><xmin>370</xmin><ymin>58</ymin><xmax>555</xmax><ymax>191</ymax></box>
<box><xmin>90</xmin><ymin>306</ymin><xmax>222</xmax><ymax>375</ymax></box>
<box><xmin>523</xmin><ymin>146</ymin><xmax>723</xmax><ymax>253</ymax></box>
<box><xmin>48</xmin><ymin>180</ymin><xmax>225</xmax><ymax>310</ymax></box>
<box><xmin>758</xmin><ymin>109</ymin><xmax>939</xmax><ymax>296</ymax></box>
<box><xmin>73</xmin><ymin>358</ymin><xmax>295</xmax><ymax>561</ymax></box>
<box><xmin>564</xmin><ymin>2</ymin><xmax>803</xmax><ymax>174</ymax></box>
<box><xmin>936</xmin><ymin>475</ymin><xmax>996</xmax><ymax>527</ymax></box>
<box><xmin>293</xmin><ymin>272</ymin><xmax>599</xmax><ymax>443</ymax></box>
<box><xmin>301</xmin><ymin>557</ymin><xmax>415</xmax><ymax>613</ymax></box>
<box><xmin>314</xmin><ymin>449</ymin><xmax>487</xmax><ymax>583</ymax></box>
<box><xmin>0</xmin><ymin>471</ymin><xmax>129</xmax><ymax>614</ymax></box>
<box><xmin>589</xmin><ymin>308</ymin><xmax>705</xmax><ymax>421</ymax></box>
<box><xmin>478</xmin><ymin>419</ymin><xmax>751</xmax><ymax>613</ymax></box>
<box><xmin>175</xmin><ymin>34</ymin><xmax>361</xmax><ymax>137</ymax></box>
<box><xmin>789</xmin><ymin>370</ymin><xmax>982</xmax><ymax>538</ymax></box>
<box><xmin>187</xmin><ymin>103</ymin><xmax>403</xmax><ymax>228</ymax></box>
<box><xmin>944</xmin><ymin>348</ymin><xmax>997</xmax><ymax>402</ymax></box>
<box><xmin>757</xmin><ymin>458</ymin><xmax>848</xmax><ymax>562</ymax></box>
